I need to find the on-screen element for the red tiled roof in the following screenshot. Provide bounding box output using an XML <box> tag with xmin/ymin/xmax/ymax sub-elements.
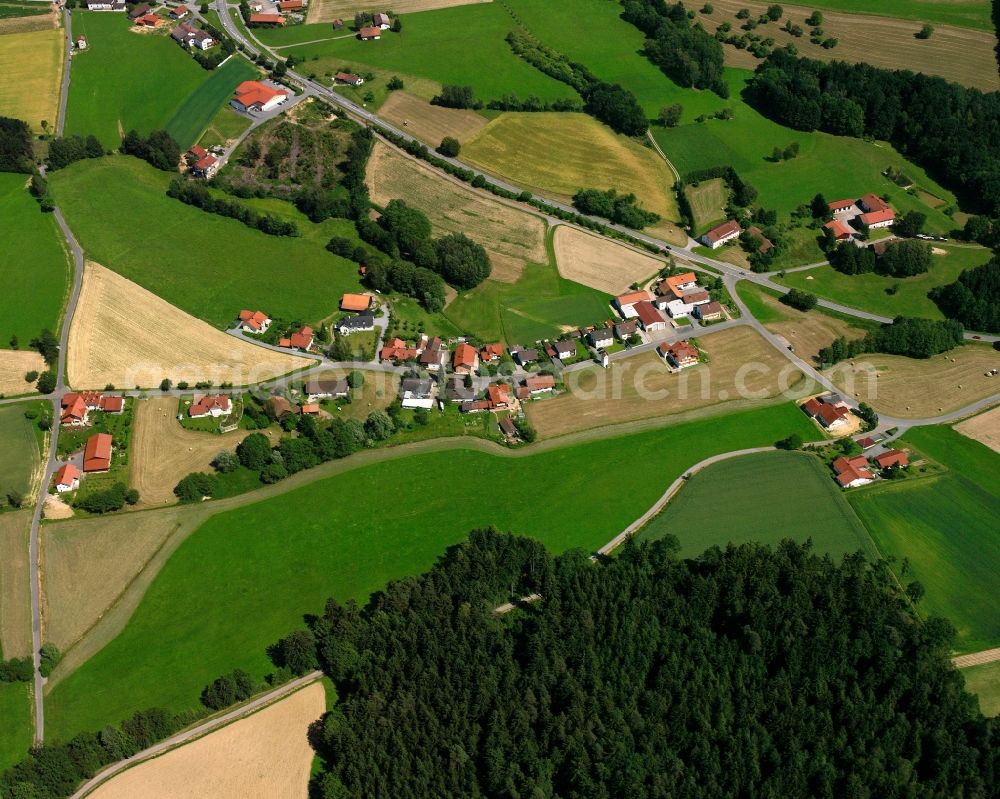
<box><xmin>453</xmin><ymin>343</ymin><xmax>477</xmax><ymax>369</ymax></box>
<box><xmin>300</xmin><ymin>403</ymin><xmax>320</xmax><ymax>414</ymax></box>
<box><xmin>524</xmin><ymin>375</ymin><xmax>555</xmax><ymax>392</ymax></box>
<box><xmin>832</xmin><ymin>455</ymin><xmax>873</xmax><ymax>487</ymax></box>
<box><xmin>828</xmin><ymin>198</ymin><xmax>855</xmax><ymax>212</ymax></box>
<box><xmin>860</xmin><ymin>209</ymin><xmax>895</xmax><ymax>226</ymax></box>
<box><xmin>486</xmin><ymin>383</ymin><xmax>511</xmax><ymax>408</ymax></box>
<box><xmin>860</xmin><ymin>193</ymin><xmax>890</xmax><ymax>213</ymax></box>
<box><xmin>233</xmin><ymin>80</ymin><xmax>287</xmax><ymax>109</ymax></box>
<box><xmin>289</xmin><ymin>326</ymin><xmax>313</xmax><ymax>349</ymax></box>
<box><xmin>194</xmin><ymin>155</ymin><xmax>217</xmax><ymax>171</ymax></box>
<box><xmin>249</xmin><ymin>13</ymin><xmax>285</xmax><ymax>23</ymax></box>
<box><xmin>634</xmin><ymin>301</ymin><xmax>665</xmax><ymax>327</ymax></box>
<box><xmin>703</xmin><ymin>219</ymin><xmax>741</xmax><ymax>244</ymax></box>
<box><xmin>667</xmin><ymin>340</ymin><xmax>698</xmax><ymax>363</ymax></box>
<box><xmin>239</xmin><ymin>309</ymin><xmax>269</xmax><ymax>330</ymax></box>
<box><xmin>188</xmin><ymin>145</ymin><xmax>208</xmax><ymax>159</ymax></box>
<box><xmin>83</xmin><ymin>433</ymin><xmax>113</xmax><ymax>472</ymax></box>
<box><xmin>340</xmin><ymin>293</ymin><xmax>371</xmax><ymax>311</ymax></box>
<box><xmin>55</xmin><ymin>463</ymin><xmax>81</xmax><ymax>487</ymax></box>
<box><xmin>615</xmin><ymin>290</ymin><xmax>652</xmax><ymax>308</ymax></box>
<box><xmin>816</xmin><ymin>403</ymin><xmax>848</xmax><ymax>427</ymax></box>
<box><xmin>99</xmin><ymin>396</ymin><xmax>124</xmax><ymax>413</ymax></box>
<box><xmin>874</xmin><ymin>449</ymin><xmax>908</xmax><ymax>469</ymax></box>
<box><xmin>480</xmin><ymin>343</ymin><xmax>505</xmax><ymax>361</ymax></box>
<box><xmin>358</xmin><ymin>25</ymin><xmax>381</xmax><ymax>37</ymax></box>
<box><xmin>278</xmin><ymin>0</ymin><xmax>303</xmax><ymax>8</ymax></box>
<box><xmin>189</xmin><ymin>394</ymin><xmax>232</xmax><ymax>417</ymax></box>
<box><xmin>60</xmin><ymin>394</ymin><xmax>88</xmax><ymax>423</ymax></box>
<box><xmin>824</xmin><ymin>219</ymin><xmax>853</xmax><ymax>240</ymax></box>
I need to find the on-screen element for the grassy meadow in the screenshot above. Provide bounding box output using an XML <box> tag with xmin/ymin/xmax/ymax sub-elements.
<box><xmin>849</xmin><ymin>426</ymin><xmax>1000</xmax><ymax>654</ymax></box>
<box><xmin>0</xmin><ymin>402</ymin><xmax>44</xmax><ymax>501</ymax></box>
<box><xmin>961</xmin><ymin>661</ymin><xmax>1000</xmax><ymax>717</ymax></box>
<box><xmin>0</xmin><ymin>173</ymin><xmax>70</xmax><ymax>344</ymax></box>
<box><xmin>45</xmin><ymin>403</ymin><xmax>818</xmax><ymax>740</ymax></box>
<box><xmin>776</xmin><ymin>245</ymin><xmax>994</xmax><ymax>322</ymax></box>
<box><xmin>65</xmin><ymin>12</ymin><xmax>212</xmax><ymax>148</ymax></box>
<box><xmin>162</xmin><ymin>56</ymin><xmax>258</xmax><ymax>150</ymax></box>
<box><xmin>49</xmin><ymin>156</ymin><xmax>366</xmax><ymax>328</ymax></box>
<box><xmin>640</xmin><ymin>450</ymin><xmax>877</xmax><ymax>559</ymax></box>
<box><xmin>0</xmin><ymin>682</ymin><xmax>32</xmax><ymax>772</ymax></box>
<box><xmin>196</xmin><ymin>104</ymin><xmax>252</xmax><ymax>149</ymax></box>
<box><xmin>0</xmin><ymin>27</ymin><xmax>62</xmax><ymax>132</ymax></box>
<box><xmin>787</xmin><ymin>0</ymin><xmax>993</xmax><ymax>30</ymax></box>
<box><xmin>685</xmin><ymin>178</ymin><xmax>728</xmax><ymax>234</ymax></box>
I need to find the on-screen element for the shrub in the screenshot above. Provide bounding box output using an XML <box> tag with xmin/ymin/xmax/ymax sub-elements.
<box><xmin>38</xmin><ymin>643</ymin><xmax>61</xmax><ymax>678</ymax></box>
<box><xmin>237</xmin><ymin>432</ymin><xmax>272</xmax><ymax>470</ymax></box>
<box><xmin>437</xmin><ymin>136</ymin><xmax>460</xmax><ymax>157</ymax></box>
<box><xmin>174</xmin><ymin>472</ymin><xmax>216</xmax><ymax>502</ymax></box>
<box><xmin>25</xmin><ymin>370</ymin><xmax>38</xmax><ymax>383</ymax></box>
<box><xmin>780</xmin><ymin>288</ymin><xmax>817</xmax><ymax>311</ymax></box>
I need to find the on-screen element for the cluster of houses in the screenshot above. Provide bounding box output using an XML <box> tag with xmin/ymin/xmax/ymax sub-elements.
<box><xmin>824</xmin><ymin>194</ymin><xmax>896</xmax><ymax>242</ymax></box>
<box><xmin>53</xmin><ymin>432</ymin><xmax>113</xmax><ymax>493</ymax></box>
<box><xmin>231</xmin><ymin>81</ymin><xmax>289</xmax><ymax>114</ymax></box>
<box><xmin>801</xmin><ymin>394</ymin><xmax>854</xmax><ymax>432</ymax></box>
<box><xmin>188</xmin><ymin>394</ymin><xmax>233</xmax><ymax>418</ymax></box>
<box><xmin>186</xmin><ymin>145</ymin><xmax>220</xmax><ymax>177</ymax></box>
<box><xmin>612</xmin><ymin>272</ymin><xmax>723</xmax><ymax>333</ymax></box>
<box><xmin>237</xmin><ymin>308</ymin><xmax>312</xmax><ymax>351</ymax></box>
<box><xmin>697</xmin><ymin>220</ymin><xmax>774</xmax><ymax>255</ymax></box>
<box><xmin>831</xmin><ymin>449</ymin><xmax>909</xmax><ymax>488</ymax></box>
<box><xmin>60</xmin><ymin>392</ymin><xmax>124</xmax><ymax>427</ymax></box>
<box><xmin>171</xmin><ymin>20</ymin><xmax>216</xmax><ymax>50</ymax></box>
<box><xmin>358</xmin><ymin>11</ymin><xmax>392</xmax><ymax>39</ymax></box>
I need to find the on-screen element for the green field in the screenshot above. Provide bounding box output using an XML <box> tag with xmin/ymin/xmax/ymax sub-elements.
<box><xmin>961</xmin><ymin>661</ymin><xmax>1000</xmax><ymax>717</ymax></box>
<box><xmin>849</xmin><ymin>426</ymin><xmax>1000</xmax><ymax>654</ymax></box>
<box><xmin>0</xmin><ymin>682</ymin><xmax>32</xmax><ymax>772</ymax></box>
<box><xmin>65</xmin><ymin>12</ymin><xmax>213</xmax><ymax>148</ymax></box>
<box><xmin>196</xmin><ymin>103</ymin><xmax>252</xmax><ymax>149</ymax></box>
<box><xmin>256</xmin><ymin>4</ymin><xmax>575</xmax><ymax>104</ymax></box>
<box><xmin>0</xmin><ymin>402</ymin><xmax>43</xmax><ymax>500</ymax></box>
<box><xmin>654</xmin><ymin>71</ymin><xmax>958</xmax><ymax>230</ymax></box>
<box><xmin>444</xmin><ymin>259</ymin><xmax>610</xmax><ymax>344</ymax></box>
<box><xmin>45</xmin><ymin>402</ymin><xmax>818</xmax><ymax>740</ymax></box>
<box><xmin>640</xmin><ymin>450</ymin><xmax>877</xmax><ymax>558</ymax></box>
<box><xmin>685</xmin><ymin>178</ymin><xmax>728</xmax><ymax>234</ymax></box>
<box><xmin>776</xmin><ymin>245</ymin><xmax>994</xmax><ymax>321</ymax></box>
<box><xmin>788</xmin><ymin>0</ymin><xmax>992</xmax><ymax>31</ymax></box>
<box><xmin>162</xmin><ymin>57</ymin><xmax>257</xmax><ymax>150</ymax></box>
<box><xmin>49</xmin><ymin>156</ymin><xmax>367</xmax><ymax>328</ymax></box>
<box><xmin>0</xmin><ymin>174</ymin><xmax>70</xmax><ymax>344</ymax></box>
<box><xmin>734</xmin><ymin>281</ymin><xmax>791</xmax><ymax>324</ymax></box>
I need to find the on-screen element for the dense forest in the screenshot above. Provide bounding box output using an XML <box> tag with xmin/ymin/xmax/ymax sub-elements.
<box><xmin>744</xmin><ymin>49</ymin><xmax>1000</xmax><ymax>214</ymax></box>
<box><xmin>300</xmin><ymin>529</ymin><xmax>997</xmax><ymax>798</ymax></box>
<box><xmin>819</xmin><ymin>316</ymin><xmax>965</xmax><ymax>364</ymax></box>
<box><xmin>930</xmin><ymin>257</ymin><xmax>1000</xmax><ymax>333</ymax></box>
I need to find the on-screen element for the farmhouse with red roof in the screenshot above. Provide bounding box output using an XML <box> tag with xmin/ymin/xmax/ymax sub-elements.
<box><xmin>231</xmin><ymin>81</ymin><xmax>288</xmax><ymax>113</ymax></box>
<box><xmin>83</xmin><ymin>433</ymin><xmax>113</xmax><ymax>473</ymax></box>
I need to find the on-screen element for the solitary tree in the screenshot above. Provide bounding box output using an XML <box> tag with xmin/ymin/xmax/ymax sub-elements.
<box><xmin>916</xmin><ymin>24</ymin><xmax>933</xmax><ymax>39</ymax></box>
<box><xmin>658</xmin><ymin>103</ymin><xmax>683</xmax><ymax>128</ymax></box>
<box><xmin>437</xmin><ymin>136</ymin><xmax>460</xmax><ymax>157</ymax></box>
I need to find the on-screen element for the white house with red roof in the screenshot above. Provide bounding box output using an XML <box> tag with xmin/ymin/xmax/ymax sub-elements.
<box><xmin>54</xmin><ymin>464</ymin><xmax>82</xmax><ymax>493</ymax></box>
<box><xmin>238</xmin><ymin>309</ymin><xmax>271</xmax><ymax>333</ymax></box>
<box><xmin>189</xmin><ymin>394</ymin><xmax>233</xmax><ymax>418</ymax></box>
<box><xmin>279</xmin><ymin>326</ymin><xmax>314</xmax><ymax>351</ymax></box>
<box><xmin>231</xmin><ymin>81</ymin><xmax>288</xmax><ymax>114</ymax></box>
<box><xmin>699</xmin><ymin>219</ymin><xmax>741</xmax><ymax>249</ymax></box>
<box><xmin>83</xmin><ymin>433</ymin><xmax>113</xmax><ymax>473</ymax></box>
<box><xmin>832</xmin><ymin>455</ymin><xmax>874</xmax><ymax>489</ymax></box>
<box><xmin>613</xmin><ymin>290</ymin><xmax>652</xmax><ymax>319</ymax></box>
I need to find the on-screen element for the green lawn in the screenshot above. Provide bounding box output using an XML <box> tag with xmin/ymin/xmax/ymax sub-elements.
<box><xmin>162</xmin><ymin>57</ymin><xmax>258</xmax><ymax>150</ymax></box>
<box><xmin>0</xmin><ymin>174</ymin><xmax>70</xmax><ymax>345</ymax></box>
<box><xmin>640</xmin><ymin>450</ymin><xmax>877</xmax><ymax>558</ymax></box>
<box><xmin>45</xmin><ymin>402</ymin><xmax>818</xmax><ymax>741</ymax></box>
<box><xmin>65</xmin><ymin>12</ymin><xmax>212</xmax><ymax>149</ymax></box>
<box><xmin>254</xmin><ymin>3</ymin><xmax>576</xmax><ymax>104</ymax></box>
<box><xmin>961</xmin><ymin>661</ymin><xmax>1000</xmax><ymax>717</ymax></box>
<box><xmin>734</xmin><ymin>281</ymin><xmax>791</xmax><ymax>324</ymax></box>
<box><xmin>788</xmin><ymin>0</ymin><xmax>992</xmax><ymax>31</ymax></box>
<box><xmin>49</xmin><ymin>156</ymin><xmax>367</xmax><ymax>328</ymax></box>
<box><xmin>685</xmin><ymin>178</ymin><xmax>728</xmax><ymax>234</ymax></box>
<box><xmin>0</xmin><ymin>682</ymin><xmax>32</xmax><ymax>772</ymax></box>
<box><xmin>776</xmin><ymin>245</ymin><xmax>994</xmax><ymax>321</ymax></box>
<box><xmin>654</xmin><ymin>70</ymin><xmax>958</xmax><ymax>230</ymax></box>
<box><xmin>0</xmin><ymin>402</ymin><xmax>43</xmax><ymax>501</ymax></box>
<box><xmin>848</xmin><ymin>426</ymin><xmax>1000</xmax><ymax>654</ymax></box>
<box><xmin>197</xmin><ymin>103</ymin><xmax>252</xmax><ymax>149</ymax></box>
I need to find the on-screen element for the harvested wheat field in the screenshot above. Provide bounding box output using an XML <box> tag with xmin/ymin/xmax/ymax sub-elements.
<box><xmin>309</xmin><ymin>0</ymin><xmax>486</xmax><ymax>22</ymax></box>
<box><xmin>67</xmin><ymin>263</ymin><xmax>309</xmax><ymax>389</ymax></box>
<box><xmin>954</xmin><ymin>406</ymin><xmax>1000</xmax><ymax>454</ymax></box>
<box><xmin>553</xmin><ymin>226</ymin><xmax>664</xmax><ymax>294</ymax></box>
<box><xmin>0</xmin><ymin>511</ymin><xmax>32</xmax><ymax>659</ymax></box>
<box><xmin>88</xmin><ymin>681</ymin><xmax>325</xmax><ymax>799</ymax></box>
<box><xmin>762</xmin><ymin>300</ymin><xmax>868</xmax><ymax>363</ymax></box>
<box><xmin>131</xmin><ymin>396</ymin><xmax>278</xmax><ymax>507</ymax></box>
<box><xmin>378</xmin><ymin>91</ymin><xmax>488</xmax><ymax>144</ymax></box>
<box><xmin>826</xmin><ymin>345</ymin><xmax>1000</xmax><ymax>418</ymax></box>
<box><xmin>368</xmin><ymin>140</ymin><xmax>546</xmax><ymax>281</ymax></box>
<box><xmin>527</xmin><ymin>326</ymin><xmax>807</xmax><ymax>438</ymax></box>
<box><xmin>0</xmin><ymin>28</ymin><xmax>63</xmax><ymax>131</ymax></box>
<box><xmin>0</xmin><ymin>349</ymin><xmax>45</xmax><ymax>397</ymax></box>
<box><xmin>702</xmin><ymin>0</ymin><xmax>998</xmax><ymax>91</ymax></box>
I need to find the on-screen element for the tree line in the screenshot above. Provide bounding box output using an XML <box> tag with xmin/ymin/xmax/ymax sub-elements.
<box><xmin>167</xmin><ymin>178</ymin><xmax>299</xmax><ymax>237</ymax></box>
<box><xmin>745</xmin><ymin>47</ymin><xmax>1000</xmax><ymax>215</ymax></box>
<box><xmin>820</xmin><ymin>316</ymin><xmax>965</xmax><ymax>364</ymax></box>
<box><xmin>930</xmin><ymin>256</ymin><xmax>1000</xmax><ymax>333</ymax></box>
<box><xmin>572</xmin><ymin>188</ymin><xmax>660</xmax><ymax>229</ymax></box>
<box><xmin>829</xmin><ymin>239</ymin><xmax>933</xmax><ymax>277</ymax></box>
<box><xmin>273</xmin><ymin>528</ymin><xmax>998</xmax><ymax>798</ymax></box>
<box><xmin>0</xmin><ymin>117</ymin><xmax>32</xmax><ymax>173</ymax></box>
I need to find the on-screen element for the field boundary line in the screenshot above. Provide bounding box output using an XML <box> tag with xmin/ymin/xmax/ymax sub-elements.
<box><xmin>67</xmin><ymin>670</ymin><xmax>323</xmax><ymax>799</ymax></box>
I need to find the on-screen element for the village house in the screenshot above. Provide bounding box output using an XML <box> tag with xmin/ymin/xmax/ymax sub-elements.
<box><xmin>613</xmin><ymin>290</ymin><xmax>652</xmax><ymax>319</ymax></box>
<box><xmin>332</xmin><ymin>18</ymin><xmax>344</xmax><ymax>28</ymax></box>
<box><xmin>827</xmin><ymin>198</ymin><xmax>856</xmax><ymax>214</ymax></box>
<box><xmin>83</xmin><ymin>433</ymin><xmax>113</xmax><ymax>473</ymax></box>
<box><xmin>634</xmin><ymin>301</ymin><xmax>667</xmax><ymax>332</ymax></box>
<box><xmin>552</xmin><ymin>339</ymin><xmax>577</xmax><ymax>360</ymax></box>
<box><xmin>135</xmin><ymin>14</ymin><xmax>163</xmax><ymax>27</ymax></box>
<box><xmin>340</xmin><ymin>293</ymin><xmax>372</xmax><ymax>312</ymax></box>
<box><xmin>419</xmin><ymin>337</ymin><xmax>444</xmax><ymax>371</ymax></box>
<box><xmin>499</xmin><ymin>416</ymin><xmax>517</xmax><ymax>440</ymax></box>
<box><xmin>461</xmin><ymin>399</ymin><xmax>491</xmax><ymax>414</ymax></box>
<box><xmin>76</xmin><ymin>35</ymin><xmax>88</xmax><ymax>49</ymax></box>
<box><xmin>186</xmin><ymin>143</ymin><xmax>219</xmax><ymax>177</ymax></box>
<box><xmin>832</xmin><ymin>455</ymin><xmax>874</xmax><ymax>488</ymax></box>
<box><xmin>336</xmin><ymin>312</ymin><xmax>375</xmax><ymax>335</ymax></box>
<box><xmin>238</xmin><ymin>309</ymin><xmax>271</xmax><ymax>333</ymax></box>
<box><xmin>280</xmin><ymin>325</ymin><xmax>314</xmax><ymax>351</ymax></box>
<box><xmin>453</xmin><ymin>343</ymin><xmax>479</xmax><ymax>374</ymax></box>
<box><xmin>188</xmin><ymin>394</ymin><xmax>233</xmax><ymax>418</ymax></box>
<box><xmin>486</xmin><ymin>383</ymin><xmax>511</xmax><ymax>410</ymax></box>
<box><xmin>874</xmin><ymin>449</ymin><xmax>909</xmax><ymax>470</ymax></box>
<box><xmin>802</xmin><ymin>396</ymin><xmax>850</xmax><ymax>431</ymax></box>
<box><xmin>358</xmin><ymin>25</ymin><xmax>381</xmax><ymax>39</ymax></box>
<box><xmin>614</xmin><ymin>320</ymin><xmax>638</xmax><ymax>341</ymax></box>
<box><xmin>699</xmin><ymin>219</ymin><xmax>741</xmax><ymax>249</ymax></box>
<box><xmin>695</xmin><ymin>301</ymin><xmax>724</xmax><ymax>321</ymax></box>
<box><xmin>380</xmin><ymin>338</ymin><xmax>416</xmax><ymax>363</ymax></box>
<box><xmin>300</xmin><ymin>403</ymin><xmax>321</xmax><ymax>415</ymax></box>
<box><xmin>54</xmin><ymin>464</ymin><xmax>81</xmax><ymax>493</ymax></box>
<box><xmin>524</xmin><ymin>375</ymin><xmax>555</xmax><ymax>395</ymax></box>
<box><xmin>824</xmin><ymin>219</ymin><xmax>853</xmax><ymax>241</ymax></box>
<box><xmin>859</xmin><ymin>208</ymin><xmax>896</xmax><ymax>230</ymax></box>
<box><xmin>509</xmin><ymin>346</ymin><xmax>538</xmax><ymax>366</ymax></box>
<box><xmin>278</xmin><ymin>0</ymin><xmax>304</xmax><ymax>10</ymax></box>
<box><xmin>335</xmin><ymin>72</ymin><xmax>364</xmax><ymax>86</ymax></box>
<box><xmin>859</xmin><ymin>193</ymin><xmax>890</xmax><ymax>214</ymax></box>
<box><xmin>857</xmin><ymin>436</ymin><xmax>878</xmax><ymax>450</ymax></box>
<box><xmin>231</xmin><ymin>81</ymin><xmax>288</xmax><ymax>114</ymax></box>
<box><xmin>60</xmin><ymin>394</ymin><xmax>89</xmax><ymax>426</ymax></box>
<box><xmin>445</xmin><ymin>378</ymin><xmax>477</xmax><ymax>403</ymax></box>
<box><xmin>480</xmin><ymin>342</ymin><xmax>505</xmax><ymax>363</ymax></box>
<box><xmin>373</xmin><ymin>11</ymin><xmax>391</xmax><ymax>28</ymax></box>
<box><xmin>249</xmin><ymin>13</ymin><xmax>286</xmax><ymax>24</ymax></box>
<box><xmin>128</xmin><ymin>3</ymin><xmax>151</xmax><ymax>19</ymax></box>
<box><xmin>170</xmin><ymin>5</ymin><xmax>188</xmax><ymax>19</ymax></box>
<box><xmin>588</xmin><ymin>327</ymin><xmax>614</xmax><ymax>350</ymax></box>
<box><xmin>267</xmin><ymin>396</ymin><xmax>295</xmax><ymax>419</ymax></box>
<box><xmin>401</xmin><ymin>378</ymin><xmax>434</xmax><ymax>410</ymax></box>
<box><xmin>173</xmin><ymin>23</ymin><xmax>215</xmax><ymax>49</ymax></box>
<box><xmin>657</xmin><ymin>272</ymin><xmax>698</xmax><ymax>298</ymax></box>
<box><xmin>305</xmin><ymin>378</ymin><xmax>349</xmax><ymax>401</ymax></box>
<box><xmin>658</xmin><ymin>340</ymin><xmax>699</xmax><ymax>370</ymax></box>
<box><xmin>746</xmin><ymin>226</ymin><xmax>774</xmax><ymax>254</ymax></box>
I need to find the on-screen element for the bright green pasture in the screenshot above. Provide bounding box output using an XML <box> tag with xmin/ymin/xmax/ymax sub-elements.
<box><xmin>0</xmin><ymin>403</ymin><xmax>42</xmax><ymax>499</ymax></box>
<box><xmin>961</xmin><ymin>661</ymin><xmax>1000</xmax><ymax>717</ymax></box>
<box><xmin>734</xmin><ymin>281</ymin><xmax>791</xmax><ymax>324</ymax></box>
<box><xmin>685</xmin><ymin>178</ymin><xmax>728</xmax><ymax>234</ymax></box>
<box><xmin>654</xmin><ymin>71</ymin><xmax>958</xmax><ymax>228</ymax></box>
<box><xmin>162</xmin><ymin>57</ymin><xmax>257</xmax><ymax>149</ymax></box>
<box><xmin>254</xmin><ymin>3</ymin><xmax>576</xmax><ymax>104</ymax></box>
<box><xmin>0</xmin><ymin>682</ymin><xmax>32</xmax><ymax>772</ymax></box>
<box><xmin>65</xmin><ymin>12</ymin><xmax>209</xmax><ymax>148</ymax></box>
<box><xmin>196</xmin><ymin>103</ymin><xmax>252</xmax><ymax>148</ymax></box>
<box><xmin>789</xmin><ymin>0</ymin><xmax>992</xmax><ymax>31</ymax></box>
<box><xmin>49</xmin><ymin>156</ymin><xmax>366</xmax><ymax>328</ymax></box>
<box><xmin>45</xmin><ymin>402</ymin><xmax>818</xmax><ymax>740</ymax></box>
<box><xmin>776</xmin><ymin>245</ymin><xmax>993</xmax><ymax>321</ymax></box>
<box><xmin>849</xmin><ymin>425</ymin><xmax>1000</xmax><ymax>654</ymax></box>
<box><xmin>0</xmin><ymin>174</ymin><xmax>70</xmax><ymax>344</ymax></box>
<box><xmin>640</xmin><ymin>450</ymin><xmax>877</xmax><ymax>558</ymax></box>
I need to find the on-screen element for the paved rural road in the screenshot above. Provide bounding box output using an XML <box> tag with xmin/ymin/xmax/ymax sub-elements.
<box><xmin>56</xmin><ymin>8</ymin><xmax>73</xmax><ymax>137</ymax></box>
<box><xmin>66</xmin><ymin>670</ymin><xmax>324</xmax><ymax>799</ymax></box>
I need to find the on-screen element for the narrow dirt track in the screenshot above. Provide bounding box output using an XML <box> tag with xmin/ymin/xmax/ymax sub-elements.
<box><xmin>952</xmin><ymin>648</ymin><xmax>1000</xmax><ymax>669</ymax></box>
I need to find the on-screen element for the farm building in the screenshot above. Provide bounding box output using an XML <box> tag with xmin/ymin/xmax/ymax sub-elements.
<box><xmin>305</xmin><ymin>378</ymin><xmax>349</xmax><ymax>401</ymax></box>
<box><xmin>860</xmin><ymin>208</ymin><xmax>896</xmax><ymax>229</ymax></box>
<box><xmin>700</xmin><ymin>220</ymin><xmax>741</xmax><ymax>249</ymax></box>
<box><xmin>60</xmin><ymin>394</ymin><xmax>89</xmax><ymax>426</ymax></box>
<box><xmin>828</xmin><ymin>198</ymin><xmax>855</xmax><ymax>214</ymax></box>
<box><xmin>480</xmin><ymin>343</ymin><xmax>505</xmax><ymax>362</ymax></box>
<box><xmin>170</xmin><ymin>5</ymin><xmax>188</xmax><ymax>18</ymax></box>
<box><xmin>332</xmin><ymin>18</ymin><xmax>344</xmax><ymax>29</ymax></box>
<box><xmin>486</xmin><ymin>383</ymin><xmax>512</xmax><ymax>410</ymax></box>
<box><xmin>336</xmin><ymin>312</ymin><xmax>374</xmax><ymax>335</ymax></box>
<box><xmin>859</xmin><ymin>194</ymin><xmax>890</xmax><ymax>213</ymax></box>
<box><xmin>340</xmin><ymin>293</ymin><xmax>372</xmax><ymax>312</ymax></box>
<box><xmin>249</xmin><ymin>13</ymin><xmax>286</xmax><ymax>24</ymax></box>
<box><xmin>695</xmin><ymin>301</ymin><xmax>724</xmax><ymax>321</ymax></box>
<box><xmin>300</xmin><ymin>403</ymin><xmax>321</xmax><ymax>415</ymax></box>
<box><xmin>267</xmin><ymin>396</ymin><xmax>295</xmax><ymax>419</ymax></box>
<box><xmin>419</xmin><ymin>338</ymin><xmax>444</xmax><ymax>370</ymax></box>
<box><xmin>802</xmin><ymin>396</ymin><xmax>850</xmax><ymax>431</ymax></box>
<box><xmin>83</xmin><ymin>433</ymin><xmax>113</xmax><ymax>473</ymax></box>
<box><xmin>128</xmin><ymin>3</ymin><xmax>151</xmax><ymax>19</ymax></box>
<box><xmin>401</xmin><ymin>378</ymin><xmax>434</xmax><ymax>410</ymax></box>
<box><xmin>374</xmin><ymin>12</ymin><xmax>391</xmax><ymax>28</ymax></box>
<box><xmin>134</xmin><ymin>14</ymin><xmax>163</xmax><ymax>27</ymax></box>
<box><xmin>658</xmin><ymin>340</ymin><xmax>699</xmax><ymax>370</ymax></box>
<box><xmin>279</xmin><ymin>326</ymin><xmax>314</xmax><ymax>351</ymax></box>
<box><xmin>524</xmin><ymin>375</ymin><xmax>555</xmax><ymax>395</ymax></box>
<box><xmin>358</xmin><ymin>26</ymin><xmax>382</xmax><ymax>40</ymax></box>
<box><xmin>588</xmin><ymin>328</ymin><xmax>614</xmax><ymax>349</ymax></box>
<box><xmin>874</xmin><ymin>450</ymin><xmax>909</xmax><ymax>470</ymax></box>
<box><xmin>824</xmin><ymin>219</ymin><xmax>853</xmax><ymax>241</ymax></box>
<box><xmin>54</xmin><ymin>464</ymin><xmax>82</xmax><ymax>493</ymax></box>
<box><xmin>746</xmin><ymin>226</ymin><xmax>773</xmax><ymax>254</ymax></box>
<box><xmin>613</xmin><ymin>290</ymin><xmax>652</xmax><ymax>318</ymax></box>
<box><xmin>832</xmin><ymin>455</ymin><xmax>874</xmax><ymax>488</ymax></box>
<box><xmin>499</xmin><ymin>416</ymin><xmax>517</xmax><ymax>440</ymax></box>
<box><xmin>335</xmin><ymin>72</ymin><xmax>364</xmax><ymax>86</ymax></box>
<box><xmin>232</xmin><ymin>81</ymin><xmax>288</xmax><ymax>113</ymax></box>
<box><xmin>461</xmin><ymin>399</ymin><xmax>491</xmax><ymax>414</ymax></box>
<box><xmin>189</xmin><ymin>394</ymin><xmax>233</xmax><ymax>418</ymax></box>
<box><xmin>634</xmin><ymin>301</ymin><xmax>667</xmax><ymax>332</ymax></box>
<box><xmin>238</xmin><ymin>309</ymin><xmax>271</xmax><ymax>333</ymax></box>
<box><xmin>552</xmin><ymin>340</ymin><xmax>577</xmax><ymax>360</ymax></box>
<box><xmin>380</xmin><ymin>338</ymin><xmax>416</xmax><ymax>362</ymax></box>
<box><xmin>278</xmin><ymin>0</ymin><xmax>304</xmax><ymax>9</ymax></box>
<box><xmin>453</xmin><ymin>343</ymin><xmax>479</xmax><ymax>374</ymax></box>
